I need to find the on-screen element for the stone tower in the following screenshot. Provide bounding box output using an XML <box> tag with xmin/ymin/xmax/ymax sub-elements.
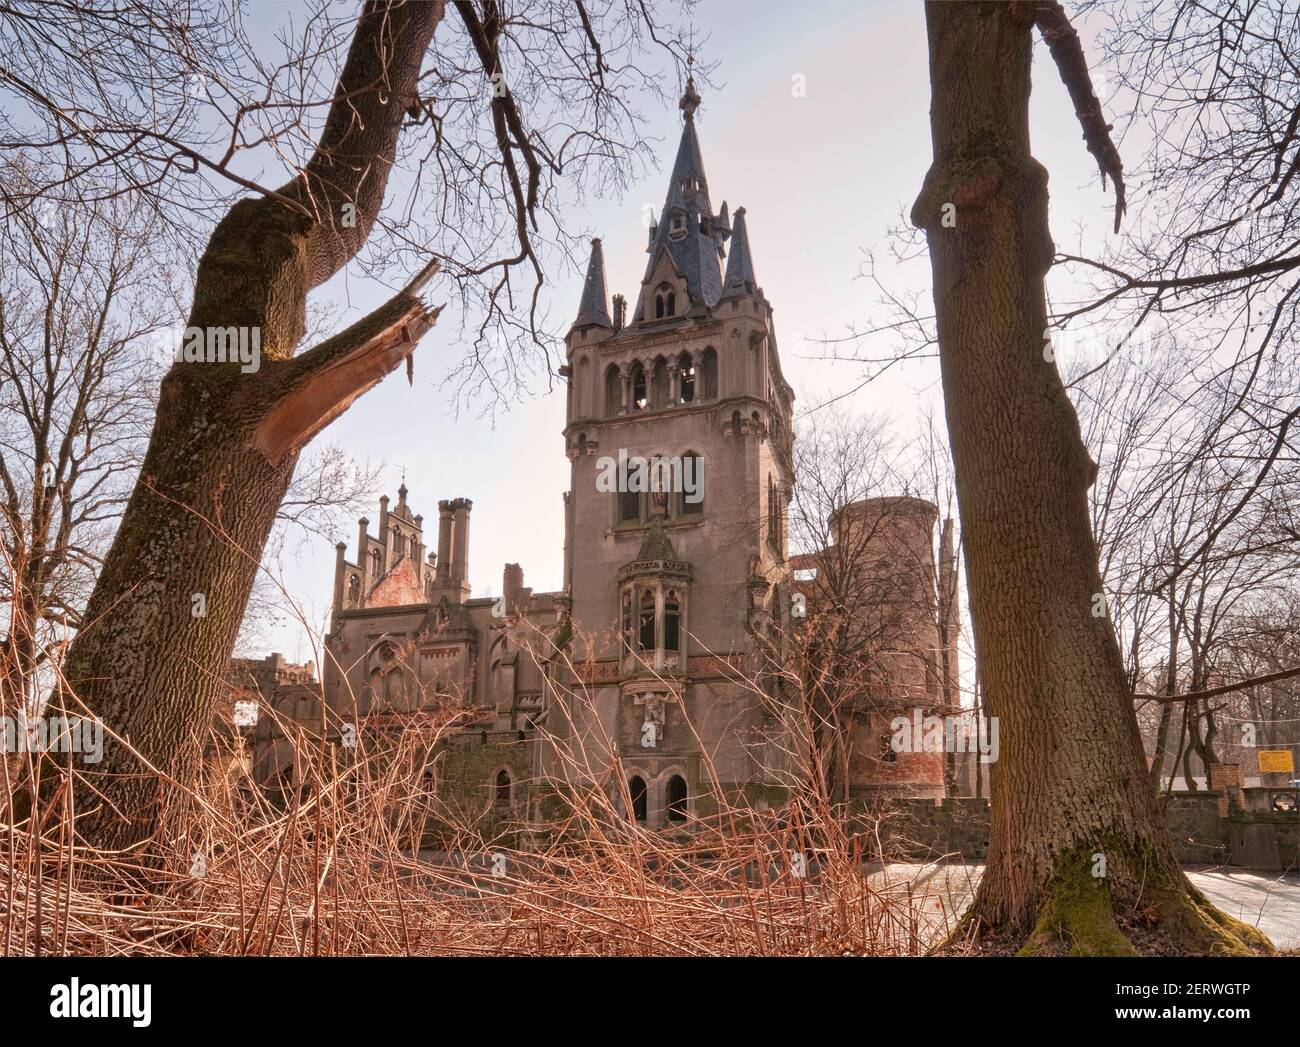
<box><xmin>548</xmin><ymin>76</ymin><xmax>798</xmax><ymax>826</ymax></box>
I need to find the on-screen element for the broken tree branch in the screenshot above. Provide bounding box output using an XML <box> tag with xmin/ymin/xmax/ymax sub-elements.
<box><xmin>252</xmin><ymin>259</ymin><xmax>444</xmax><ymax>466</ymax></box>
<box><xmin>1034</xmin><ymin>0</ymin><xmax>1126</xmax><ymax>232</ymax></box>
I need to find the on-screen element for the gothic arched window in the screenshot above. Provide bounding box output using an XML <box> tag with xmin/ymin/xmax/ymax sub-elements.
<box><xmin>664</xmin><ymin>590</ymin><xmax>681</xmax><ymax>653</ymax></box>
<box><xmin>678</xmin><ymin>453</ymin><xmax>703</xmax><ymax>515</ymax></box>
<box><xmin>605</xmin><ymin>363</ymin><xmax>621</xmax><ymax>417</ymax></box>
<box><xmin>370</xmin><ymin>548</ymin><xmax>381</xmax><ymax>577</ymax></box>
<box><xmin>638</xmin><ymin>588</ymin><xmax>657</xmax><ymax>650</ymax></box>
<box><xmin>666</xmin><ymin>775</ymin><xmax>688</xmax><ymax>823</ymax></box>
<box><xmin>631</xmin><ymin>361</ymin><xmax>647</xmax><ymax>409</ymax></box>
<box><xmin>678</xmin><ymin>352</ymin><xmax>695</xmax><ymax>402</ymax></box>
<box><xmin>651</xmin><ymin>357</ymin><xmax>668</xmax><ymax>407</ymax></box>
<box><xmin>666</xmin><ymin>292</ymin><xmax>676</xmax><ymax>316</ymax></box>
<box><xmin>628</xmin><ymin>775</ymin><xmax>648</xmax><ymax>822</ymax></box>
<box><xmin>494</xmin><ymin>768</ymin><xmax>512</xmax><ymax>805</ymax></box>
<box><xmin>621</xmin><ymin>589</ymin><xmax>634</xmax><ymax>648</ymax></box>
<box><xmin>700</xmin><ymin>348</ymin><xmax>718</xmax><ymax>400</ymax></box>
<box><xmin>347</xmin><ymin>573</ymin><xmax>360</xmax><ymax>606</ymax></box>
<box><xmin>654</xmin><ymin>294</ymin><xmax>665</xmax><ymax>319</ymax></box>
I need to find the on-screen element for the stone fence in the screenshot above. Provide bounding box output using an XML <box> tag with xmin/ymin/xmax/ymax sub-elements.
<box><xmin>872</xmin><ymin>770</ymin><xmax>1298</xmax><ymax>872</ymax></box>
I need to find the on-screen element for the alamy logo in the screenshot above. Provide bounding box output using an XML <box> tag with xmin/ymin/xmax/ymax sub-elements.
<box><xmin>2</xmin><ymin>712</ymin><xmax>103</xmax><ymax>763</ymax></box>
<box><xmin>594</xmin><ymin>449</ymin><xmax>702</xmax><ymax>503</ymax></box>
<box><xmin>175</xmin><ymin>326</ymin><xmax>261</xmax><ymax>373</ymax></box>
<box><xmin>50</xmin><ymin>979</ymin><xmax>151</xmax><ymax>1027</ymax></box>
<box><xmin>890</xmin><ymin>708</ymin><xmax>999</xmax><ymax>764</ymax></box>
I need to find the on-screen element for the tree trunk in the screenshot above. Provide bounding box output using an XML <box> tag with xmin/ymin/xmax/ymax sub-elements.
<box><xmin>1149</xmin><ymin>592</ymin><xmax>1180</xmax><ymax>792</ymax></box>
<box><xmin>50</xmin><ymin>0</ymin><xmax>447</xmax><ymax>853</ymax></box>
<box><xmin>910</xmin><ymin>0</ymin><xmax>1270</xmax><ymax>955</ymax></box>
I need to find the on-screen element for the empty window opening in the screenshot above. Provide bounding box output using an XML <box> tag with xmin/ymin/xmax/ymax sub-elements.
<box><xmin>679</xmin><ymin>353</ymin><xmax>695</xmax><ymax>402</ymax></box>
<box><xmin>638</xmin><ymin>589</ymin><xmax>657</xmax><ymax>650</ymax></box>
<box><xmin>700</xmin><ymin>349</ymin><xmax>717</xmax><ymax>400</ymax></box>
<box><xmin>666</xmin><ymin>775</ymin><xmax>688</xmax><ymax>823</ymax></box>
<box><xmin>664</xmin><ymin>591</ymin><xmax>681</xmax><ymax>652</ymax></box>
<box><xmin>628</xmin><ymin>776</ymin><xmax>648</xmax><ymax>822</ymax></box>
<box><xmin>679</xmin><ymin>455</ymin><xmax>703</xmax><ymax>515</ymax></box>
<box><xmin>632</xmin><ymin>363</ymin><xmax>647</xmax><ymax>409</ymax></box>
<box><xmin>618</xmin><ymin>489</ymin><xmax>640</xmax><ymax>525</ymax></box>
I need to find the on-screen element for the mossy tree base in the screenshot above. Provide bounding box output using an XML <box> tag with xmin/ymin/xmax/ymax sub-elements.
<box><xmin>942</xmin><ymin>846</ymin><xmax>1274</xmax><ymax>957</ymax></box>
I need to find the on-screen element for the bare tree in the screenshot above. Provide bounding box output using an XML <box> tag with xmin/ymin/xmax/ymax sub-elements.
<box><xmin>787</xmin><ymin>408</ymin><xmax>958</xmax><ymax>805</ymax></box>
<box><xmin>1061</xmin><ymin>0</ymin><xmax>1300</xmax><ymax>583</ymax></box>
<box><xmin>0</xmin><ymin>191</ymin><xmax>166</xmax><ymax>707</ymax></box>
<box><xmin>910</xmin><ymin>0</ymin><xmax>1269</xmax><ymax>954</ymax></box>
<box><xmin>1</xmin><ymin>0</ymin><xmax>690</xmax><ymax>853</ymax></box>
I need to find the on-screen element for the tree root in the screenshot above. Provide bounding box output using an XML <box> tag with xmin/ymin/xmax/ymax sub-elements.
<box><xmin>941</xmin><ymin>852</ymin><xmax>1276</xmax><ymax>957</ymax></box>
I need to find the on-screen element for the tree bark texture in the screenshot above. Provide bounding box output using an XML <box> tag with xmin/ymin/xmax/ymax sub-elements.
<box><xmin>54</xmin><ymin>0</ymin><xmax>448</xmax><ymax>853</ymax></box>
<box><xmin>910</xmin><ymin>0</ymin><xmax>1270</xmax><ymax>955</ymax></box>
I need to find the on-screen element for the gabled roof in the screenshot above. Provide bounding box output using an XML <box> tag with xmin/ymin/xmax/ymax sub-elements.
<box><xmin>367</xmin><ymin>557</ymin><xmax>425</xmax><ymax>607</ymax></box>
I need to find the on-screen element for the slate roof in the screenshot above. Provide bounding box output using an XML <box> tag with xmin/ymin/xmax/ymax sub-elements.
<box><xmin>635</xmin><ymin>519</ymin><xmax>678</xmax><ymax>563</ymax></box>
<box><xmin>573</xmin><ymin>237</ymin><xmax>612</xmax><ymax>329</ymax></box>
<box><xmin>575</xmin><ymin>77</ymin><xmax>759</xmax><ymax>331</ymax></box>
<box><xmin>633</xmin><ymin>77</ymin><xmax>729</xmax><ymax>321</ymax></box>
<box><xmin>723</xmin><ymin>206</ymin><xmax>757</xmax><ymax>294</ymax></box>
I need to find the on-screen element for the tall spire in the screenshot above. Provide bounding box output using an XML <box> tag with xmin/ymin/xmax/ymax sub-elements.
<box><xmin>723</xmin><ymin>206</ymin><xmax>757</xmax><ymax>294</ymax></box>
<box><xmin>634</xmin><ymin>72</ymin><xmax>726</xmax><ymax>319</ymax></box>
<box><xmin>573</xmin><ymin>237</ymin><xmax>612</xmax><ymax>329</ymax></box>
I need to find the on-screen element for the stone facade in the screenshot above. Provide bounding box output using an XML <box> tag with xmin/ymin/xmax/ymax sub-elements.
<box><xmin>246</xmin><ymin>79</ymin><xmax>958</xmax><ymax>835</ymax></box>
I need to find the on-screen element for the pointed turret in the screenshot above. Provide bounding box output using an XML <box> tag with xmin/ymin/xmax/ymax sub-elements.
<box><xmin>573</xmin><ymin>237</ymin><xmax>612</xmax><ymax>330</ymax></box>
<box><xmin>635</xmin><ymin>76</ymin><xmax>725</xmax><ymax>320</ymax></box>
<box><xmin>723</xmin><ymin>206</ymin><xmax>758</xmax><ymax>295</ymax></box>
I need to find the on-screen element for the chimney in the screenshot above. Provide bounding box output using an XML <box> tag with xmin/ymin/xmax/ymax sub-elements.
<box><xmin>436</xmin><ymin>500</ymin><xmax>454</xmax><ymax>582</ymax></box>
<box><xmin>332</xmin><ymin>542</ymin><xmax>347</xmax><ymax>611</ymax></box>
<box><xmin>356</xmin><ymin>517</ymin><xmax>370</xmax><ymax>584</ymax></box>
<box><xmin>612</xmin><ymin>294</ymin><xmax>627</xmax><ymax>332</ymax></box>
<box><xmin>450</xmin><ymin>498</ymin><xmax>473</xmax><ymax>589</ymax></box>
<box><xmin>503</xmin><ymin>562</ymin><xmax>527</xmax><ymax>616</ymax></box>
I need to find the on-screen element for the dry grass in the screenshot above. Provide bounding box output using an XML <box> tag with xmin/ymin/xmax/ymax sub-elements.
<box><xmin>0</xmin><ymin>542</ymin><xmax>962</xmax><ymax>957</ymax></box>
<box><xmin>0</xmin><ymin>697</ymin><xmax>958</xmax><ymax>956</ymax></box>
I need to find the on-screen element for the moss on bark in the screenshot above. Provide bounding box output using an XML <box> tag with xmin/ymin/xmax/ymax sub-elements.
<box><xmin>1016</xmin><ymin>857</ymin><xmax>1137</xmax><ymax>956</ymax></box>
<box><xmin>944</xmin><ymin>843</ymin><xmax>1275</xmax><ymax>956</ymax></box>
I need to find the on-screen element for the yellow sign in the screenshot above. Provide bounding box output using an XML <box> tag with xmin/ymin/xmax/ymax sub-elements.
<box><xmin>1258</xmin><ymin>750</ymin><xmax>1295</xmax><ymax>774</ymax></box>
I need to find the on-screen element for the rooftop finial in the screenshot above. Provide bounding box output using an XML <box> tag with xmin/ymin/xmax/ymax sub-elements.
<box><xmin>681</xmin><ymin>34</ymin><xmax>700</xmax><ymax>121</ymax></box>
<box><xmin>680</xmin><ymin>74</ymin><xmax>701</xmax><ymax>121</ymax></box>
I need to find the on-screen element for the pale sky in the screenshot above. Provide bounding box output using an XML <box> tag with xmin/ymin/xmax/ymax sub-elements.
<box><xmin>253</xmin><ymin>0</ymin><xmax>1126</xmax><ymax>663</ymax></box>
